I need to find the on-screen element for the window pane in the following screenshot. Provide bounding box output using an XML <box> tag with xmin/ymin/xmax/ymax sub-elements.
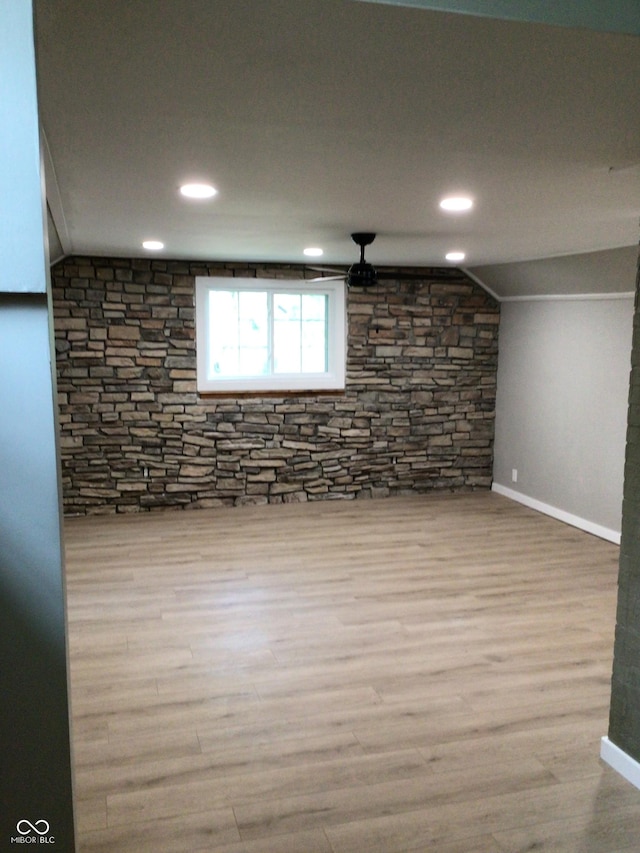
<box><xmin>273</xmin><ymin>293</ymin><xmax>328</xmax><ymax>373</ymax></box>
<box><xmin>208</xmin><ymin>290</ymin><xmax>268</xmax><ymax>377</ymax></box>
<box><xmin>238</xmin><ymin>291</ymin><xmax>269</xmax><ymax>375</ymax></box>
<box><xmin>302</xmin><ymin>293</ymin><xmax>326</xmax><ymax>321</ymax></box>
<box><xmin>272</xmin><ymin>292</ymin><xmax>328</xmax><ymax>375</ymax></box>
<box><xmin>274</xmin><ymin>293</ymin><xmax>301</xmax><ymax>373</ymax></box>
<box><xmin>301</xmin><ymin>321</ymin><xmax>327</xmax><ymax>371</ymax></box>
<box><xmin>301</xmin><ymin>294</ymin><xmax>327</xmax><ymax>372</ymax></box>
<box><xmin>197</xmin><ymin>278</ymin><xmax>344</xmax><ymax>392</ymax></box>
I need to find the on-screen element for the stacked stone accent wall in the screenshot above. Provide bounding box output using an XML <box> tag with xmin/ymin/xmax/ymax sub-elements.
<box><xmin>52</xmin><ymin>257</ymin><xmax>499</xmax><ymax>515</ymax></box>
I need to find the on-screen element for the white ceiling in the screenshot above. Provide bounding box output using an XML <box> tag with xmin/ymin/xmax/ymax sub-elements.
<box><xmin>34</xmin><ymin>0</ymin><xmax>640</xmax><ymax>296</ymax></box>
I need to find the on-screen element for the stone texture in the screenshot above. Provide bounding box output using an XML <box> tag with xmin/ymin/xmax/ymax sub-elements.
<box><xmin>53</xmin><ymin>257</ymin><xmax>499</xmax><ymax>514</ymax></box>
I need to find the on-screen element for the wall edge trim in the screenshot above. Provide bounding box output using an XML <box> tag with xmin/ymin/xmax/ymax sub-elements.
<box><xmin>600</xmin><ymin>737</ymin><xmax>640</xmax><ymax>790</ymax></box>
<box><xmin>491</xmin><ymin>482</ymin><xmax>621</xmax><ymax>544</ymax></box>
<box><xmin>499</xmin><ymin>291</ymin><xmax>635</xmax><ymax>303</ymax></box>
<box><xmin>459</xmin><ymin>266</ymin><xmax>502</xmax><ymax>302</ymax></box>
<box><xmin>41</xmin><ymin>127</ymin><xmax>71</xmax><ymax>253</ymax></box>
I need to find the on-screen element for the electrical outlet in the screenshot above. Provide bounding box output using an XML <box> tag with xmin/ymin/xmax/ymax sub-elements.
<box><xmin>511</xmin><ymin>468</ymin><xmax>518</xmax><ymax>483</ymax></box>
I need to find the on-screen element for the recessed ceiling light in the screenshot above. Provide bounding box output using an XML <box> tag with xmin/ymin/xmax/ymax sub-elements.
<box><xmin>142</xmin><ymin>240</ymin><xmax>164</xmax><ymax>251</ymax></box>
<box><xmin>303</xmin><ymin>247</ymin><xmax>323</xmax><ymax>257</ymax></box>
<box><xmin>445</xmin><ymin>251</ymin><xmax>466</xmax><ymax>262</ymax></box>
<box><xmin>180</xmin><ymin>183</ymin><xmax>218</xmax><ymax>199</ymax></box>
<box><xmin>440</xmin><ymin>196</ymin><xmax>473</xmax><ymax>212</ymax></box>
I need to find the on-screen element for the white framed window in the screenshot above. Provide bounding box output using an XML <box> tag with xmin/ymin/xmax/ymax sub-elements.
<box><xmin>195</xmin><ymin>277</ymin><xmax>346</xmax><ymax>394</ymax></box>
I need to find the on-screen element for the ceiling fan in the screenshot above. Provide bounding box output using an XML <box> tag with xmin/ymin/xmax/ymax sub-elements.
<box><xmin>307</xmin><ymin>232</ymin><xmax>454</xmax><ymax>287</ymax></box>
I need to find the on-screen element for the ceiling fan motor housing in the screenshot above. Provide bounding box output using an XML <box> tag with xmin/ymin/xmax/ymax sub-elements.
<box><xmin>346</xmin><ymin>262</ymin><xmax>378</xmax><ymax>287</ymax></box>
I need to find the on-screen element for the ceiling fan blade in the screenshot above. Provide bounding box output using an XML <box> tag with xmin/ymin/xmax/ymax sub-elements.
<box><xmin>306</xmin><ymin>265</ymin><xmax>347</xmax><ymax>274</ymax></box>
<box><xmin>307</xmin><ymin>274</ymin><xmax>345</xmax><ymax>282</ymax></box>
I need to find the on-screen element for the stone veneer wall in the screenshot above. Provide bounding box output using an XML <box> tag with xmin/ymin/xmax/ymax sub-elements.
<box><xmin>52</xmin><ymin>257</ymin><xmax>499</xmax><ymax>515</ymax></box>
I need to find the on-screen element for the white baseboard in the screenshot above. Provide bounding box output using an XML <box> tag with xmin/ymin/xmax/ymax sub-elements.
<box><xmin>491</xmin><ymin>483</ymin><xmax>621</xmax><ymax>545</ymax></box>
<box><xmin>600</xmin><ymin>737</ymin><xmax>640</xmax><ymax>790</ymax></box>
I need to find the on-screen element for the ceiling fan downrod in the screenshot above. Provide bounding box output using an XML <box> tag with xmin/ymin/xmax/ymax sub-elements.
<box><xmin>347</xmin><ymin>232</ymin><xmax>378</xmax><ymax>287</ymax></box>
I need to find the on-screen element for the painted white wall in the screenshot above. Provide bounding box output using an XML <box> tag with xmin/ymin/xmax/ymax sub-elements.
<box><xmin>492</xmin><ymin>295</ymin><xmax>634</xmax><ymax>541</ymax></box>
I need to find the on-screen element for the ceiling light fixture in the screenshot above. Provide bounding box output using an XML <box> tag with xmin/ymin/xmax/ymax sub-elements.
<box><xmin>142</xmin><ymin>240</ymin><xmax>164</xmax><ymax>250</ymax></box>
<box><xmin>180</xmin><ymin>183</ymin><xmax>218</xmax><ymax>199</ymax></box>
<box><xmin>440</xmin><ymin>196</ymin><xmax>473</xmax><ymax>212</ymax></box>
<box><xmin>303</xmin><ymin>247</ymin><xmax>323</xmax><ymax>257</ymax></box>
<box><xmin>445</xmin><ymin>251</ymin><xmax>466</xmax><ymax>262</ymax></box>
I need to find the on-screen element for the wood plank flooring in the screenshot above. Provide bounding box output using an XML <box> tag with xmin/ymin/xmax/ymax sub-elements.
<box><xmin>63</xmin><ymin>491</ymin><xmax>639</xmax><ymax>852</ymax></box>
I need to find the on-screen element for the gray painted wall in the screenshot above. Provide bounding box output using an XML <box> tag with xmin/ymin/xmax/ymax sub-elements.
<box><xmin>608</xmin><ymin>264</ymin><xmax>640</xmax><ymax>767</ymax></box>
<box><xmin>0</xmin><ymin>297</ymin><xmax>75</xmax><ymax>849</ymax></box>
<box><xmin>492</xmin><ymin>296</ymin><xmax>633</xmax><ymax>536</ymax></box>
<box><xmin>0</xmin><ymin>0</ymin><xmax>47</xmax><ymax>294</ymax></box>
<box><xmin>1</xmin><ymin>1</ymin><xmax>75</xmax><ymax>847</ymax></box>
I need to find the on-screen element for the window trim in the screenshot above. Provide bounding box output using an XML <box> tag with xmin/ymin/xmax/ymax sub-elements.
<box><xmin>195</xmin><ymin>277</ymin><xmax>346</xmax><ymax>394</ymax></box>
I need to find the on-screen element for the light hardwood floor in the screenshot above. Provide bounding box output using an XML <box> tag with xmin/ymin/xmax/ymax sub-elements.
<box><xmin>63</xmin><ymin>491</ymin><xmax>639</xmax><ymax>852</ymax></box>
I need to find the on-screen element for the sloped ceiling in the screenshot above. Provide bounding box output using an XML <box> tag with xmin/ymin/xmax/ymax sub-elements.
<box><xmin>34</xmin><ymin>0</ymin><xmax>640</xmax><ymax>297</ymax></box>
<box><xmin>355</xmin><ymin>0</ymin><xmax>640</xmax><ymax>36</ymax></box>
<box><xmin>472</xmin><ymin>245</ymin><xmax>637</xmax><ymax>300</ymax></box>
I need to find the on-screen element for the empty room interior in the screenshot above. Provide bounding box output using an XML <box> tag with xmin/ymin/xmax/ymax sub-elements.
<box><xmin>4</xmin><ymin>1</ymin><xmax>640</xmax><ymax>851</ymax></box>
